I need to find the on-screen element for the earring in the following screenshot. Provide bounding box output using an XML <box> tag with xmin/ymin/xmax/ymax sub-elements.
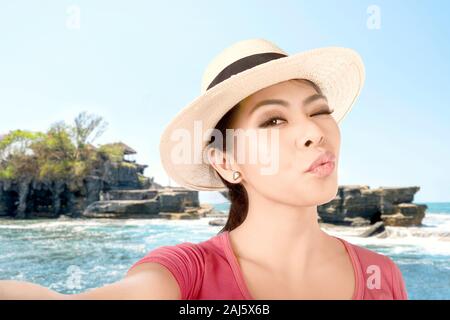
<box><xmin>232</xmin><ymin>171</ymin><xmax>241</xmax><ymax>181</ymax></box>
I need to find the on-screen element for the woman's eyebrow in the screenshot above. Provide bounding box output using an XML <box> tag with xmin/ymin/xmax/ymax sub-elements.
<box><xmin>249</xmin><ymin>94</ymin><xmax>327</xmax><ymax>116</ymax></box>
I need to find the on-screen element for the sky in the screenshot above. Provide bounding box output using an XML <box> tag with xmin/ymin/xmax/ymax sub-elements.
<box><xmin>0</xmin><ymin>0</ymin><xmax>449</xmax><ymax>203</ymax></box>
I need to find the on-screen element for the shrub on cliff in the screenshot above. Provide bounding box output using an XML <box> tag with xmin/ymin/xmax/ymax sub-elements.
<box><xmin>0</xmin><ymin>112</ymin><xmax>110</xmax><ymax>184</ymax></box>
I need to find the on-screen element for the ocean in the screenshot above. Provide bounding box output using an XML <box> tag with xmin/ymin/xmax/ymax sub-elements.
<box><xmin>0</xmin><ymin>202</ymin><xmax>449</xmax><ymax>300</ymax></box>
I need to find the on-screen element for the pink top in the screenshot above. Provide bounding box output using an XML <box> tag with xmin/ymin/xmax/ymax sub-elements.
<box><xmin>127</xmin><ymin>231</ymin><xmax>408</xmax><ymax>300</ymax></box>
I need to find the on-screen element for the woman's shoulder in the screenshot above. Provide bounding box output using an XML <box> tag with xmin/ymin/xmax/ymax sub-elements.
<box><xmin>127</xmin><ymin>235</ymin><xmax>219</xmax><ymax>275</ymax></box>
<box><xmin>344</xmin><ymin>238</ymin><xmax>395</xmax><ymax>267</ymax></box>
<box><xmin>341</xmin><ymin>238</ymin><xmax>408</xmax><ymax>299</ymax></box>
<box><xmin>126</xmin><ymin>233</ymin><xmax>225</xmax><ymax>299</ymax></box>
<box><xmin>132</xmin><ymin>232</ymin><xmax>223</xmax><ymax>260</ymax></box>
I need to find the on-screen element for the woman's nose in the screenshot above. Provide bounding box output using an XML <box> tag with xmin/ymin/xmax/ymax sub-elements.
<box><xmin>294</xmin><ymin>122</ymin><xmax>325</xmax><ymax>149</ymax></box>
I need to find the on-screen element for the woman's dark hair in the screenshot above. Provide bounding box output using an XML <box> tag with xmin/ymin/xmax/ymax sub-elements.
<box><xmin>210</xmin><ymin>102</ymin><xmax>249</xmax><ymax>234</ymax></box>
<box><xmin>209</xmin><ymin>79</ymin><xmax>324</xmax><ymax>234</ymax></box>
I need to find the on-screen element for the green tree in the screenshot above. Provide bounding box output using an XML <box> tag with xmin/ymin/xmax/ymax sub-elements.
<box><xmin>0</xmin><ymin>130</ymin><xmax>43</xmax><ymax>161</ymax></box>
<box><xmin>0</xmin><ymin>130</ymin><xmax>43</xmax><ymax>180</ymax></box>
<box><xmin>31</xmin><ymin>122</ymin><xmax>77</xmax><ymax>181</ymax></box>
<box><xmin>0</xmin><ymin>112</ymin><xmax>117</xmax><ymax>183</ymax></box>
<box><xmin>71</xmin><ymin>111</ymin><xmax>108</xmax><ymax>160</ymax></box>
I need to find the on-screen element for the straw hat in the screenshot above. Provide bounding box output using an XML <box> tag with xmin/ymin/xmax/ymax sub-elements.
<box><xmin>159</xmin><ymin>38</ymin><xmax>365</xmax><ymax>191</ymax></box>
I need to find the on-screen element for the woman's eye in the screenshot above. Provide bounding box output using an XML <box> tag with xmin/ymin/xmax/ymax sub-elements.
<box><xmin>258</xmin><ymin>109</ymin><xmax>334</xmax><ymax>128</ymax></box>
<box><xmin>313</xmin><ymin>109</ymin><xmax>335</xmax><ymax>117</ymax></box>
<box><xmin>259</xmin><ymin>117</ymin><xmax>285</xmax><ymax>128</ymax></box>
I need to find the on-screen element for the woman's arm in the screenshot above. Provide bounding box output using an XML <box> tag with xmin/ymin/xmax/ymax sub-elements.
<box><xmin>0</xmin><ymin>262</ymin><xmax>181</xmax><ymax>300</ymax></box>
<box><xmin>0</xmin><ymin>280</ymin><xmax>67</xmax><ymax>300</ymax></box>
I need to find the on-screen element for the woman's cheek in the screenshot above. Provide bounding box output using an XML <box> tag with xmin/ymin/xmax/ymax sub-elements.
<box><xmin>253</xmin><ymin>130</ymin><xmax>282</xmax><ymax>177</ymax></box>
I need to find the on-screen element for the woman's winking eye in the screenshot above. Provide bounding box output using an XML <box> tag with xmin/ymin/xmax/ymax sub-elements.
<box><xmin>258</xmin><ymin>107</ymin><xmax>335</xmax><ymax>128</ymax></box>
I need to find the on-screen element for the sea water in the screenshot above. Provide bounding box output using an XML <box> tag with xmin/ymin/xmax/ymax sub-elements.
<box><xmin>0</xmin><ymin>202</ymin><xmax>448</xmax><ymax>299</ymax></box>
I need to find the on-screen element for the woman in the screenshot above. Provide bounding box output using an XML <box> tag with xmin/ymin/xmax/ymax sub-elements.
<box><xmin>0</xmin><ymin>38</ymin><xmax>408</xmax><ymax>300</ymax></box>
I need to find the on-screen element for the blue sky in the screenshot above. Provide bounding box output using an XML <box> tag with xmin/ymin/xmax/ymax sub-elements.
<box><xmin>0</xmin><ymin>0</ymin><xmax>449</xmax><ymax>203</ymax></box>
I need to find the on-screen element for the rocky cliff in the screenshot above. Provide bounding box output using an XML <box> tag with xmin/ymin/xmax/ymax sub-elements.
<box><xmin>0</xmin><ymin>159</ymin><xmax>153</xmax><ymax>218</ymax></box>
<box><xmin>0</xmin><ymin>115</ymin><xmax>214</xmax><ymax>220</ymax></box>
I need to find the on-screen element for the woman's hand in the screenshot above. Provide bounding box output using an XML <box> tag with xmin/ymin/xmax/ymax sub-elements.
<box><xmin>0</xmin><ymin>262</ymin><xmax>181</xmax><ymax>300</ymax></box>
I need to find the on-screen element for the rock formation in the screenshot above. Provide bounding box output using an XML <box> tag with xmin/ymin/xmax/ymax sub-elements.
<box><xmin>0</xmin><ymin>140</ymin><xmax>214</xmax><ymax>219</ymax></box>
<box><xmin>220</xmin><ymin>185</ymin><xmax>427</xmax><ymax>227</ymax></box>
<box><xmin>83</xmin><ymin>187</ymin><xmax>211</xmax><ymax>219</ymax></box>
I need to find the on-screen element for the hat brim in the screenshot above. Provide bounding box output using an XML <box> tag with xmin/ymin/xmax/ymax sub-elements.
<box><xmin>159</xmin><ymin>47</ymin><xmax>365</xmax><ymax>191</ymax></box>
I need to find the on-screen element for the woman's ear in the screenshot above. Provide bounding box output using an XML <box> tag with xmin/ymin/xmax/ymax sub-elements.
<box><xmin>206</xmin><ymin>147</ymin><xmax>242</xmax><ymax>184</ymax></box>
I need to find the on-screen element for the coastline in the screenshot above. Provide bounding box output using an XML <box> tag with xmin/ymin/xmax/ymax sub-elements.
<box><xmin>0</xmin><ymin>203</ymin><xmax>448</xmax><ymax>299</ymax></box>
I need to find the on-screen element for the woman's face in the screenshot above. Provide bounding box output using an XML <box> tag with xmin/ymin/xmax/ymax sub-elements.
<box><xmin>221</xmin><ymin>79</ymin><xmax>341</xmax><ymax>207</ymax></box>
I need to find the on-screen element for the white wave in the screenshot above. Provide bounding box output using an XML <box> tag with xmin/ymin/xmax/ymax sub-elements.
<box><xmin>2</xmin><ymin>212</ymin><xmax>448</xmax><ymax>254</ymax></box>
<box><xmin>422</xmin><ymin>213</ymin><xmax>450</xmax><ymax>228</ymax></box>
<box><xmin>0</xmin><ymin>216</ymin><xmax>219</xmax><ymax>231</ymax></box>
<box><xmin>342</xmin><ymin>234</ymin><xmax>450</xmax><ymax>256</ymax></box>
<box><xmin>321</xmin><ymin>212</ymin><xmax>450</xmax><ymax>255</ymax></box>
<box><xmin>323</xmin><ymin>215</ymin><xmax>450</xmax><ymax>255</ymax></box>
